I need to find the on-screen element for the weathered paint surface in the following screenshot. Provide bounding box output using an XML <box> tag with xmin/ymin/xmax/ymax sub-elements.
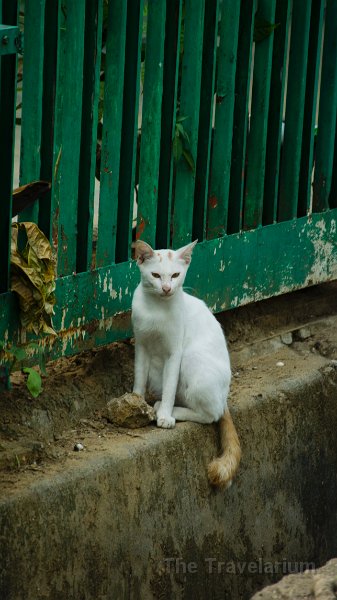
<box><xmin>1</xmin><ymin>211</ymin><xmax>337</xmax><ymax>361</ymax></box>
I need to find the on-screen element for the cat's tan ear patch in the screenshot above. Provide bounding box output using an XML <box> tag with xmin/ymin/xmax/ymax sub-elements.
<box><xmin>132</xmin><ymin>240</ymin><xmax>154</xmax><ymax>264</ymax></box>
<box><xmin>176</xmin><ymin>240</ymin><xmax>198</xmax><ymax>264</ymax></box>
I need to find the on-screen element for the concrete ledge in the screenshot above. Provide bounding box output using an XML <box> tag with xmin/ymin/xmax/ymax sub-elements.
<box><xmin>1</xmin><ymin>349</ymin><xmax>337</xmax><ymax>599</ymax></box>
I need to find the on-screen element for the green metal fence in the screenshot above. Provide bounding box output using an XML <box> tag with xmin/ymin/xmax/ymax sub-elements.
<box><xmin>1</xmin><ymin>0</ymin><xmax>337</xmax><ymax>360</ymax></box>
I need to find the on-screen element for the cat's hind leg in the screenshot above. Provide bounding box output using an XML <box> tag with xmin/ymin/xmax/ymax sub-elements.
<box><xmin>176</xmin><ymin>378</ymin><xmax>228</xmax><ymax>425</ymax></box>
<box><xmin>172</xmin><ymin>406</ymin><xmax>215</xmax><ymax>424</ymax></box>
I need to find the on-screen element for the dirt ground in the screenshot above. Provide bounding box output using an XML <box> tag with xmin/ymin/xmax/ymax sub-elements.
<box><xmin>1</xmin><ymin>281</ymin><xmax>337</xmax><ymax>493</ymax></box>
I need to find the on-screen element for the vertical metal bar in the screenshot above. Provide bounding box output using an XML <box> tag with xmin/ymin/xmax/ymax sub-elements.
<box><xmin>263</xmin><ymin>0</ymin><xmax>292</xmax><ymax>225</ymax></box>
<box><xmin>329</xmin><ymin>130</ymin><xmax>337</xmax><ymax>208</ymax></box>
<box><xmin>136</xmin><ymin>0</ymin><xmax>166</xmax><ymax>246</ymax></box>
<box><xmin>115</xmin><ymin>0</ymin><xmax>144</xmax><ymax>263</ymax></box>
<box><xmin>227</xmin><ymin>0</ymin><xmax>256</xmax><ymax>234</ymax></box>
<box><xmin>193</xmin><ymin>0</ymin><xmax>220</xmax><ymax>242</ymax></box>
<box><xmin>207</xmin><ymin>0</ymin><xmax>240</xmax><ymax>239</ymax></box>
<box><xmin>52</xmin><ymin>0</ymin><xmax>86</xmax><ymax>276</ymax></box>
<box><xmin>298</xmin><ymin>0</ymin><xmax>325</xmax><ymax>217</ymax></box>
<box><xmin>0</xmin><ymin>0</ymin><xmax>18</xmax><ymax>293</ymax></box>
<box><xmin>156</xmin><ymin>0</ymin><xmax>182</xmax><ymax>250</ymax></box>
<box><xmin>95</xmin><ymin>0</ymin><xmax>127</xmax><ymax>267</ymax></box>
<box><xmin>278</xmin><ymin>1</ymin><xmax>312</xmax><ymax>221</ymax></box>
<box><xmin>19</xmin><ymin>0</ymin><xmax>45</xmax><ymax>223</ymax></box>
<box><xmin>38</xmin><ymin>0</ymin><xmax>59</xmax><ymax>241</ymax></box>
<box><xmin>77</xmin><ymin>0</ymin><xmax>103</xmax><ymax>272</ymax></box>
<box><xmin>243</xmin><ymin>0</ymin><xmax>276</xmax><ymax>230</ymax></box>
<box><xmin>172</xmin><ymin>0</ymin><xmax>205</xmax><ymax>247</ymax></box>
<box><xmin>313</xmin><ymin>0</ymin><xmax>337</xmax><ymax>212</ymax></box>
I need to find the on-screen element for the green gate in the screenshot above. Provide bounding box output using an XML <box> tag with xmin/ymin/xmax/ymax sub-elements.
<box><xmin>1</xmin><ymin>0</ymin><xmax>337</xmax><ymax>361</ymax></box>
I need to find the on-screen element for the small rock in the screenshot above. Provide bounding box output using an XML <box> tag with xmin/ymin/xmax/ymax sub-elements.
<box><xmin>74</xmin><ymin>442</ymin><xmax>84</xmax><ymax>452</ymax></box>
<box><xmin>251</xmin><ymin>557</ymin><xmax>337</xmax><ymax>599</ymax></box>
<box><xmin>276</xmin><ymin>361</ymin><xmax>285</xmax><ymax>367</ymax></box>
<box><xmin>105</xmin><ymin>393</ymin><xmax>156</xmax><ymax>429</ymax></box>
<box><xmin>296</xmin><ymin>327</ymin><xmax>311</xmax><ymax>340</ymax></box>
<box><xmin>280</xmin><ymin>332</ymin><xmax>293</xmax><ymax>345</ymax></box>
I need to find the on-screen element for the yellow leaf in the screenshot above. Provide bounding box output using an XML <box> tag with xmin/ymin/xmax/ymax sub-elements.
<box><xmin>10</xmin><ymin>222</ymin><xmax>57</xmax><ymax>336</ymax></box>
<box><xmin>19</xmin><ymin>222</ymin><xmax>53</xmax><ymax>261</ymax></box>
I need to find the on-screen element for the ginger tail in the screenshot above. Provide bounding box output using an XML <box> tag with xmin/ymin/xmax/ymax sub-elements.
<box><xmin>207</xmin><ymin>408</ymin><xmax>241</xmax><ymax>488</ymax></box>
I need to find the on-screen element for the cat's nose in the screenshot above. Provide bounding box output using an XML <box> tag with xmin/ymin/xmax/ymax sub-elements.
<box><xmin>162</xmin><ymin>284</ymin><xmax>171</xmax><ymax>294</ymax></box>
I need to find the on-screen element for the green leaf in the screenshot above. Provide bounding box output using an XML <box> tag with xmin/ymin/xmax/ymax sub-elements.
<box><xmin>254</xmin><ymin>15</ymin><xmax>279</xmax><ymax>43</ymax></box>
<box><xmin>140</xmin><ymin>61</ymin><xmax>145</xmax><ymax>87</ymax></box>
<box><xmin>176</xmin><ymin>115</ymin><xmax>189</xmax><ymax>124</ymax></box>
<box><xmin>23</xmin><ymin>367</ymin><xmax>42</xmax><ymax>398</ymax></box>
<box><xmin>175</xmin><ymin>123</ymin><xmax>190</xmax><ymax>145</ymax></box>
<box><xmin>11</xmin><ymin>346</ymin><xmax>28</xmax><ymax>362</ymax></box>
<box><xmin>172</xmin><ymin>135</ymin><xmax>183</xmax><ymax>162</ymax></box>
<box><xmin>25</xmin><ymin>342</ymin><xmax>40</xmax><ymax>351</ymax></box>
<box><xmin>182</xmin><ymin>149</ymin><xmax>196</xmax><ymax>173</ymax></box>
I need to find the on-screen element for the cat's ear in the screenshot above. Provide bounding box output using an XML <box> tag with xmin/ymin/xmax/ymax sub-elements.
<box><xmin>132</xmin><ymin>240</ymin><xmax>154</xmax><ymax>264</ymax></box>
<box><xmin>176</xmin><ymin>240</ymin><xmax>198</xmax><ymax>264</ymax></box>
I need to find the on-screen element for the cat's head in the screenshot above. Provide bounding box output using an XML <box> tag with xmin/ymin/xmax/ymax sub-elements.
<box><xmin>133</xmin><ymin>240</ymin><xmax>197</xmax><ymax>298</ymax></box>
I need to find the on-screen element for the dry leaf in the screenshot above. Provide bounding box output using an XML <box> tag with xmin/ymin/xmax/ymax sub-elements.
<box><xmin>10</xmin><ymin>222</ymin><xmax>57</xmax><ymax>336</ymax></box>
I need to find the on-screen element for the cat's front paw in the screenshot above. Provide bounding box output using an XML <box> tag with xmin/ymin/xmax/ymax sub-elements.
<box><xmin>157</xmin><ymin>415</ymin><xmax>176</xmax><ymax>429</ymax></box>
<box><xmin>154</xmin><ymin>402</ymin><xmax>176</xmax><ymax>428</ymax></box>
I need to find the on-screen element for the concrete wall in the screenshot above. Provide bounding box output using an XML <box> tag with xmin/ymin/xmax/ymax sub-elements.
<box><xmin>1</xmin><ymin>365</ymin><xmax>337</xmax><ymax>600</ymax></box>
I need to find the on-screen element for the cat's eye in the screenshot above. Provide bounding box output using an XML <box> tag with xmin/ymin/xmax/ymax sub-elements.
<box><xmin>171</xmin><ymin>273</ymin><xmax>180</xmax><ymax>279</ymax></box>
<box><xmin>151</xmin><ymin>272</ymin><xmax>161</xmax><ymax>279</ymax></box>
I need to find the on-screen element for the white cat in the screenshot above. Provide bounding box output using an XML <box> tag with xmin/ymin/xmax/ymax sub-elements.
<box><xmin>131</xmin><ymin>239</ymin><xmax>241</xmax><ymax>488</ymax></box>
